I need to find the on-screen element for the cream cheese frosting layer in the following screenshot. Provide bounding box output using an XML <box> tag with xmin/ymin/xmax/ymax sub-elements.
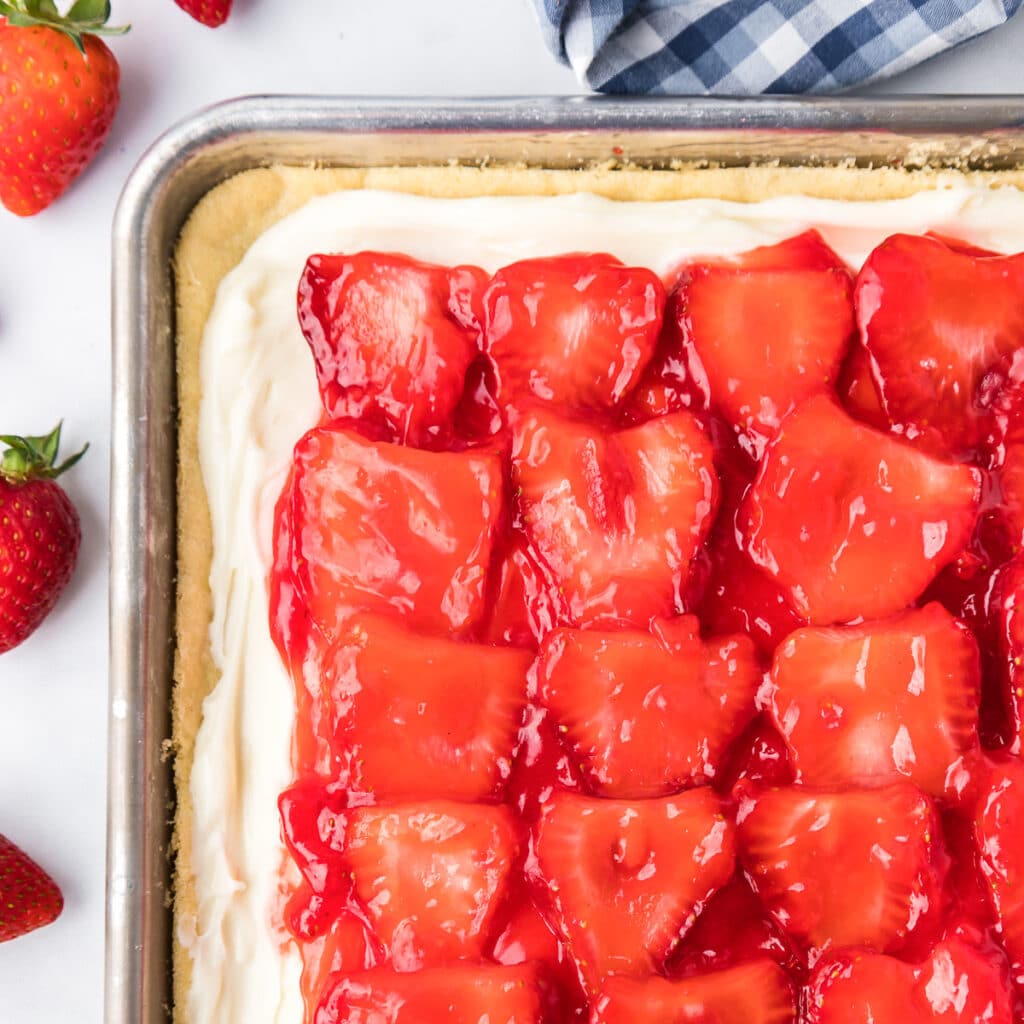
<box><xmin>188</xmin><ymin>185</ymin><xmax>1024</xmax><ymax>1023</ymax></box>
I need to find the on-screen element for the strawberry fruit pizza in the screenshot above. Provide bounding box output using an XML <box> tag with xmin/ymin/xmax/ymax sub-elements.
<box><xmin>173</xmin><ymin>170</ymin><xmax>1024</xmax><ymax>1024</ymax></box>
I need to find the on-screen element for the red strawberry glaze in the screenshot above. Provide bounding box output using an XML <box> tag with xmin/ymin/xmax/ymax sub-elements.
<box><xmin>266</xmin><ymin>240</ymin><xmax>1024</xmax><ymax>1023</ymax></box>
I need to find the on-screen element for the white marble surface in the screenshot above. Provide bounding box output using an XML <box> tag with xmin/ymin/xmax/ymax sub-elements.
<box><xmin>0</xmin><ymin>0</ymin><xmax>1022</xmax><ymax>1019</ymax></box>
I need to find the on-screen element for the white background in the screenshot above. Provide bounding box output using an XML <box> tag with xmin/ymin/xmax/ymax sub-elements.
<box><xmin>1</xmin><ymin>0</ymin><xmax>1023</xmax><ymax>1019</ymax></box>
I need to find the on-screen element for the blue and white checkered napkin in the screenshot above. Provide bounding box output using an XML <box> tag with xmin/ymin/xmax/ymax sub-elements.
<box><xmin>530</xmin><ymin>0</ymin><xmax>1022</xmax><ymax>94</ymax></box>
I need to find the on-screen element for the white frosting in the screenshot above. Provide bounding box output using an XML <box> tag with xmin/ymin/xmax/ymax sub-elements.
<box><xmin>189</xmin><ymin>184</ymin><xmax>1024</xmax><ymax>1022</ymax></box>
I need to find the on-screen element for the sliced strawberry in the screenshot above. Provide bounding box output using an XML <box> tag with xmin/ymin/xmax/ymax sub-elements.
<box><xmin>914</xmin><ymin>934</ymin><xmax>1014</xmax><ymax>1023</ymax></box>
<box><xmin>974</xmin><ymin>348</ymin><xmax>1024</xmax><ymax>540</ymax></box>
<box><xmin>592</xmin><ymin>959</ymin><xmax>796</xmax><ymax>1024</ymax></box>
<box><xmin>282</xmin><ymin>423</ymin><xmax>503</xmax><ymax>640</ymax></box>
<box><xmin>716</xmin><ymin>715</ymin><xmax>795</xmax><ymax>794</ymax></box>
<box><xmin>769</xmin><ymin>602</ymin><xmax>981</xmax><ymax>796</ymax></box>
<box><xmin>837</xmin><ymin>344</ymin><xmax>888</xmax><ymax>430</ymax></box>
<box><xmin>808</xmin><ymin>951</ymin><xmax>917</xmax><ymax>1024</ymax></box>
<box><xmin>534</xmin><ymin>788</ymin><xmax>735</xmax><ymax>992</ymax></box>
<box><xmin>625</xmin><ymin>284</ymin><xmax>711</xmax><ymax>422</ymax></box>
<box><xmin>483</xmin><ymin>254</ymin><xmax>664</xmax><ymax>412</ymax></box>
<box><xmin>298</xmin><ymin>911</ymin><xmax>378</xmax><ymax>1019</ymax></box>
<box><xmin>973</xmin><ymin>756</ymin><xmax>1024</xmax><ymax>969</ymax></box>
<box><xmin>941</xmin><ymin>808</ymin><xmax>998</xmax><ymax>929</ymax></box>
<box><xmin>345</xmin><ymin>801</ymin><xmax>518</xmax><ymax>971</ymax></box>
<box><xmin>691</xmin><ymin>416</ymin><xmax>806</xmax><ymax>655</ymax></box>
<box><xmin>314</xmin><ymin>963</ymin><xmax>546</xmax><ymax>1024</ymax></box>
<box><xmin>737</xmin><ymin>783</ymin><xmax>944</xmax><ymax>956</ymax></box>
<box><xmin>742</xmin><ymin>394</ymin><xmax>982</xmax><ymax>625</ymax></box>
<box><xmin>298</xmin><ymin>253</ymin><xmax>486</xmax><ymax>447</ymax></box>
<box><xmin>696</xmin><ymin>520</ymin><xmax>806</xmax><ymax>656</ymax></box>
<box><xmin>856</xmin><ymin>233</ymin><xmax>1024</xmax><ymax>457</ymax></box>
<box><xmin>484</xmin><ymin>538</ymin><xmax>559</xmax><ymax>648</ymax></box>
<box><xmin>505</xmin><ymin>704</ymin><xmax>586</xmax><ymax>828</ymax></box>
<box><xmin>278</xmin><ymin>779</ymin><xmax>349</xmax><ymax>940</ymax></box>
<box><xmin>807</xmin><ymin>934</ymin><xmax>1014</xmax><ymax>1024</ymax></box>
<box><xmin>669</xmin><ymin>231</ymin><xmax>854</xmax><ymax>455</ymax></box>
<box><xmin>513</xmin><ymin>409</ymin><xmax>718</xmax><ymax>628</ymax></box>
<box><xmin>491</xmin><ymin>900</ymin><xmax>585</xmax><ymax>1017</ymax></box>
<box><xmin>922</xmin><ymin>515</ymin><xmax>1018</xmax><ymax>752</ymax></box>
<box><xmin>667</xmin><ymin>873</ymin><xmax>800</xmax><ymax>976</ymax></box>
<box><xmin>321</xmin><ymin>614</ymin><xmax>530</xmax><ymax>800</ymax></box>
<box><xmin>993</xmin><ymin>556</ymin><xmax>1024</xmax><ymax>754</ymax></box>
<box><xmin>538</xmin><ymin>616</ymin><xmax>760</xmax><ymax>797</ymax></box>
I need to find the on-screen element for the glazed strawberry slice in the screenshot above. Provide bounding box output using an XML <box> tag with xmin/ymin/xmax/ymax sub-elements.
<box><xmin>625</xmin><ymin>283</ymin><xmax>711</xmax><ymax>422</ymax></box>
<box><xmin>345</xmin><ymin>801</ymin><xmax>518</xmax><ymax>972</ymax></box>
<box><xmin>491</xmin><ymin>900</ymin><xmax>586</xmax><ymax>1017</ymax></box>
<box><xmin>769</xmin><ymin>602</ymin><xmax>981</xmax><ymax>796</ymax></box>
<box><xmin>513</xmin><ymin>409</ymin><xmax>718</xmax><ymax>628</ymax></box>
<box><xmin>592</xmin><ymin>959</ymin><xmax>796</xmax><ymax>1024</ymax></box>
<box><xmin>972</xmin><ymin>756</ymin><xmax>1024</xmax><ymax>968</ymax></box>
<box><xmin>534</xmin><ymin>789</ymin><xmax>735</xmax><ymax>992</ymax></box>
<box><xmin>717</xmin><ymin>715</ymin><xmax>795</xmax><ymax>793</ymax></box>
<box><xmin>742</xmin><ymin>394</ymin><xmax>981</xmax><ymax>625</ymax></box>
<box><xmin>298</xmin><ymin>911</ymin><xmax>377</xmax><ymax>1016</ymax></box>
<box><xmin>278</xmin><ymin>779</ymin><xmax>349</xmax><ymax>940</ymax></box>
<box><xmin>483</xmin><ymin>254</ymin><xmax>664</xmax><ymax>412</ymax></box>
<box><xmin>807</xmin><ymin>934</ymin><xmax>1014</xmax><ymax>1024</ymax></box>
<box><xmin>315</xmin><ymin>963</ymin><xmax>546</xmax><ymax>1024</ymax></box>
<box><xmin>322</xmin><ymin>615</ymin><xmax>530</xmax><ymax>800</ymax></box>
<box><xmin>837</xmin><ymin>344</ymin><xmax>888</xmax><ymax>430</ymax></box>
<box><xmin>538</xmin><ymin>615</ymin><xmax>760</xmax><ymax>797</ymax></box>
<box><xmin>737</xmin><ymin>782</ymin><xmax>944</xmax><ymax>955</ymax></box>
<box><xmin>667</xmin><ymin>874</ymin><xmax>799</xmax><ymax>977</ymax></box>
<box><xmin>978</xmin><ymin>348</ymin><xmax>1024</xmax><ymax>544</ymax></box>
<box><xmin>484</xmin><ymin>538</ymin><xmax>559</xmax><ymax>648</ymax></box>
<box><xmin>856</xmin><ymin>233</ymin><xmax>1024</xmax><ymax>457</ymax></box>
<box><xmin>691</xmin><ymin>416</ymin><xmax>806</xmax><ymax>655</ymax></box>
<box><xmin>298</xmin><ymin>252</ymin><xmax>486</xmax><ymax>447</ymax></box>
<box><xmin>993</xmin><ymin>556</ymin><xmax>1024</xmax><ymax>754</ymax></box>
<box><xmin>668</xmin><ymin>231</ymin><xmax>854</xmax><ymax>454</ymax></box>
<box><xmin>281</xmin><ymin>423</ymin><xmax>503</xmax><ymax>640</ymax></box>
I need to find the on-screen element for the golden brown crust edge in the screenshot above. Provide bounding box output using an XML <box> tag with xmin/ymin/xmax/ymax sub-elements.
<box><xmin>171</xmin><ymin>161</ymin><xmax>1024</xmax><ymax>1022</ymax></box>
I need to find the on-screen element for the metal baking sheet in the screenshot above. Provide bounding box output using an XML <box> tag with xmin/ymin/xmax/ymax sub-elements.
<box><xmin>107</xmin><ymin>94</ymin><xmax>1024</xmax><ymax>1024</ymax></box>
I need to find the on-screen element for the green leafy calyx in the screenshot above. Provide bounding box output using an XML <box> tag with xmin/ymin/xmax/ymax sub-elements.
<box><xmin>0</xmin><ymin>422</ymin><xmax>88</xmax><ymax>484</ymax></box>
<box><xmin>0</xmin><ymin>0</ymin><xmax>129</xmax><ymax>53</ymax></box>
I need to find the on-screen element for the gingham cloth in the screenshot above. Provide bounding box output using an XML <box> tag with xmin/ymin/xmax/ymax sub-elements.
<box><xmin>530</xmin><ymin>0</ymin><xmax>1022</xmax><ymax>94</ymax></box>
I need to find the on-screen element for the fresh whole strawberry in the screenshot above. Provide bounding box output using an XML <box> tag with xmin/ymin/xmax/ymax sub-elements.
<box><xmin>0</xmin><ymin>833</ymin><xmax>63</xmax><ymax>941</ymax></box>
<box><xmin>172</xmin><ymin>0</ymin><xmax>231</xmax><ymax>28</ymax></box>
<box><xmin>0</xmin><ymin>424</ymin><xmax>86</xmax><ymax>653</ymax></box>
<box><xmin>0</xmin><ymin>1</ymin><xmax>127</xmax><ymax>216</ymax></box>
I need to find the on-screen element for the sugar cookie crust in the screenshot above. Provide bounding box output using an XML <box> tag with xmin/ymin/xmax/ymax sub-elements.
<box><xmin>172</xmin><ymin>161</ymin><xmax>1024</xmax><ymax>1021</ymax></box>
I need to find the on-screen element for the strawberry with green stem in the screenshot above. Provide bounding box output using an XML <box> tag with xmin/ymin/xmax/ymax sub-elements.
<box><xmin>0</xmin><ymin>0</ymin><xmax>127</xmax><ymax>216</ymax></box>
<box><xmin>0</xmin><ymin>423</ymin><xmax>87</xmax><ymax>653</ymax></box>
